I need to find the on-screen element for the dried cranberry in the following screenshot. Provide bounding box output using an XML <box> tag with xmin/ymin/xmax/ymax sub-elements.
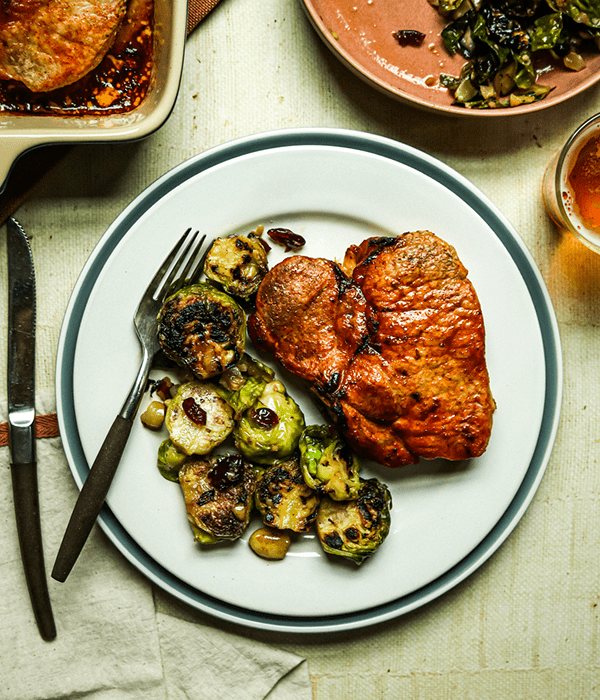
<box><xmin>154</xmin><ymin>377</ymin><xmax>174</xmax><ymax>401</ymax></box>
<box><xmin>267</xmin><ymin>228</ymin><xmax>305</xmax><ymax>252</ymax></box>
<box><xmin>209</xmin><ymin>454</ymin><xmax>245</xmax><ymax>490</ymax></box>
<box><xmin>251</xmin><ymin>406</ymin><xmax>279</xmax><ymax>429</ymax></box>
<box><xmin>182</xmin><ymin>397</ymin><xmax>207</xmax><ymax>425</ymax></box>
<box><xmin>394</xmin><ymin>30</ymin><xmax>426</xmax><ymax>47</ymax></box>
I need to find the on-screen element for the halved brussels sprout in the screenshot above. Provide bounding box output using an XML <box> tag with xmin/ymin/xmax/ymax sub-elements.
<box><xmin>215</xmin><ymin>354</ymin><xmax>275</xmax><ymax>417</ymax></box>
<box><xmin>316</xmin><ymin>478</ymin><xmax>392</xmax><ymax>565</ymax></box>
<box><xmin>157</xmin><ymin>282</ymin><xmax>246</xmax><ymax>380</ymax></box>
<box><xmin>165</xmin><ymin>381</ymin><xmax>234</xmax><ymax>455</ymax></box>
<box><xmin>299</xmin><ymin>425</ymin><xmax>361</xmax><ymax>501</ymax></box>
<box><xmin>203</xmin><ymin>232</ymin><xmax>269</xmax><ymax>300</ymax></box>
<box><xmin>157</xmin><ymin>437</ymin><xmax>188</xmax><ymax>482</ymax></box>
<box><xmin>233</xmin><ymin>380</ymin><xmax>305</xmax><ymax>465</ymax></box>
<box><xmin>255</xmin><ymin>457</ymin><xmax>320</xmax><ymax>532</ymax></box>
<box><xmin>179</xmin><ymin>454</ymin><xmax>257</xmax><ymax>544</ymax></box>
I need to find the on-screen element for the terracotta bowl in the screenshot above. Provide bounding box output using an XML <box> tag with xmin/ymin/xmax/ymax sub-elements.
<box><xmin>301</xmin><ymin>0</ymin><xmax>600</xmax><ymax>116</ymax></box>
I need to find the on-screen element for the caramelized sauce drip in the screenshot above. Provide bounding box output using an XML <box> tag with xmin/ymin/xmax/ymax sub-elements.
<box><xmin>0</xmin><ymin>0</ymin><xmax>153</xmax><ymax>115</ymax></box>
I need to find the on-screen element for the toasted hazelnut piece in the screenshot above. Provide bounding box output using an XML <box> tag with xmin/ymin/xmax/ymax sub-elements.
<box><xmin>140</xmin><ymin>401</ymin><xmax>166</xmax><ymax>430</ymax></box>
<box><xmin>249</xmin><ymin>527</ymin><xmax>291</xmax><ymax>560</ymax></box>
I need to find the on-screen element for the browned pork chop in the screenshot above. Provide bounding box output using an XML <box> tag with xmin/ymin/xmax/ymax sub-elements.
<box><xmin>0</xmin><ymin>0</ymin><xmax>127</xmax><ymax>92</ymax></box>
<box><xmin>344</xmin><ymin>232</ymin><xmax>496</xmax><ymax>462</ymax></box>
<box><xmin>249</xmin><ymin>231</ymin><xmax>495</xmax><ymax>468</ymax></box>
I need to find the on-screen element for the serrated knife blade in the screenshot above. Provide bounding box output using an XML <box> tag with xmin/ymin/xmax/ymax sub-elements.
<box><xmin>6</xmin><ymin>218</ymin><xmax>56</xmax><ymax>641</ymax></box>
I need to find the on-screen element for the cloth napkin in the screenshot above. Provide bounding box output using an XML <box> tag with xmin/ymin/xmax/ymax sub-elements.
<box><xmin>0</xmin><ymin>390</ymin><xmax>311</xmax><ymax>699</ymax></box>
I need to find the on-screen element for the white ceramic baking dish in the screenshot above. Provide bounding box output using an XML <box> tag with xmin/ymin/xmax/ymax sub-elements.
<box><xmin>0</xmin><ymin>0</ymin><xmax>188</xmax><ymax>192</ymax></box>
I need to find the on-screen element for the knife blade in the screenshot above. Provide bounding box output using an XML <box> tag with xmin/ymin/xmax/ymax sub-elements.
<box><xmin>6</xmin><ymin>217</ymin><xmax>56</xmax><ymax>642</ymax></box>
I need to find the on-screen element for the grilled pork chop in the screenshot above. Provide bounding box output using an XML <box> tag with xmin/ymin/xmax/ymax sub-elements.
<box><xmin>0</xmin><ymin>0</ymin><xmax>127</xmax><ymax>92</ymax></box>
<box><xmin>248</xmin><ymin>231</ymin><xmax>495</xmax><ymax>468</ymax></box>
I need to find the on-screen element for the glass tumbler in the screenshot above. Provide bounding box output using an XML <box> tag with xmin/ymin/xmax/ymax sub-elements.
<box><xmin>542</xmin><ymin>112</ymin><xmax>600</xmax><ymax>253</ymax></box>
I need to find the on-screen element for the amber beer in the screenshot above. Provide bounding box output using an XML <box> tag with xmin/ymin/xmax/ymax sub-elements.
<box><xmin>543</xmin><ymin>113</ymin><xmax>600</xmax><ymax>253</ymax></box>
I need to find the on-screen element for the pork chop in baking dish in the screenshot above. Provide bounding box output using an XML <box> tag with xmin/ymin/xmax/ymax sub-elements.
<box><xmin>0</xmin><ymin>0</ymin><xmax>127</xmax><ymax>91</ymax></box>
<box><xmin>248</xmin><ymin>231</ymin><xmax>496</xmax><ymax>469</ymax></box>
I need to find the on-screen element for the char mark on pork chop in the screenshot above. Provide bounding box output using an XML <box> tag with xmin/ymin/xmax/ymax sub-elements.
<box><xmin>0</xmin><ymin>0</ymin><xmax>127</xmax><ymax>92</ymax></box>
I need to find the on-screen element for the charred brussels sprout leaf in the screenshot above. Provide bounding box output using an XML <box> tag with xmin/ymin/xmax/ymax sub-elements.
<box><xmin>299</xmin><ymin>425</ymin><xmax>361</xmax><ymax>501</ymax></box>
<box><xmin>180</xmin><ymin>454</ymin><xmax>257</xmax><ymax>544</ymax></box>
<box><xmin>165</xmin><ymin>381</ymin><xmax>234</xmax><ymax>455</ymax></box>
<box><xmin>234</xmin><ymin>380</ymin><xmax>305</xmax><ymax>465</ymax></box>
<box><xmin>157</xmin><ymin>438</ymin><xmax>188</xmax><ymax>481</ymax></box>
<box><xmin>203</xmin><ymin>232</ymin><xmax>269</xmax><ymax>300</ymax></box>
<box><xmin>434</xmin><ymin>0</ymin><xmax>600</xmax><ymax>108</ymax></box>
<box><xmin>547</xmin><ymin>0</ymin><xmax>600</xmax><ymax>26</ymax></box>
<box><xmin>157</xmin><ymin>282</ymin><xmax>246</xmax><ymax>380</ymax></box>
<box><xmin>316</xmin><ymin>478</ymin><xmax>392</xmax><ymax>565</ymax></box>
<box><xmin>255</xmin><ymin>457</ymin><xmax>320</xmax><ymax>532</ymax></box>
<box><xmin>530</xmin><ymin>12</ymin><xmax>563</xmax><ymax>49</ymax></box>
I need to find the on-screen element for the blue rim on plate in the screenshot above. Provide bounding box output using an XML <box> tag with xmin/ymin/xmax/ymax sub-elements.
<box><xmin>56</xmin><ymin>128</ymin><xmax>562</xmax><ymax>633</ymax></box>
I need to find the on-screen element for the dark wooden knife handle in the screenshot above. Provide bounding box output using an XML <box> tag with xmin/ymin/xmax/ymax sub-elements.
<box><xmin>11</xmin><ymin>462</ymin><xmax>57</xmax><ymax>641</ymax></box>
<box><xmin>51</xmin><ymin>414</ymin><xmax>133</xmax><ymax>583</ymax></box>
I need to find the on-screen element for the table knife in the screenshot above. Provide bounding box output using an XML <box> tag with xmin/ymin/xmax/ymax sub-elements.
<box><xmin>6</xmin><ymin>217</ymin><xmax>56</xmax><ymax>641</ymax></box>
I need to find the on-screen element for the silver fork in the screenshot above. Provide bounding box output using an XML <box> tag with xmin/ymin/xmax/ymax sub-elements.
<box><xmin>52</xmin><ymin>228</ymin><xmax>207</xmax><ymax>583</ymax></box>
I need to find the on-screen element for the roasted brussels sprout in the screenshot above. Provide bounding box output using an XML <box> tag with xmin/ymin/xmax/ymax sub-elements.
<box><xmin>255</xmin><ymin>457</ymin><xmax>320</xmax><ymax>532</ymax></box>
<box><xmin>299</xmin><ymin>425</ymin><xmax>361</xmax><ymax>501</ymax></box>
<box><xmin>316</xmin><ymin>478</ymin><xmax>392</xmax><ymax>565</ymax></box>
<box><xmin>165</xmin><ymin>381</ymin><xmax>234</xmax><ymax>455</ymax></box>
<box><xmin>203</xmin><ymin>232</ymin><xmax>269</xmax><ymax>300</ymax></box>
<box><xmin>157</xmin><ymin>438</ymin><xmax>188</xmax><ymax>482</ymax></box>
<box><xmin>179</xmin><ymin>454</ymin><xmax>257</xmax><ymax>544</ymax></box>
<box><xmin>157</xmin><ymin>282</ymin><xmax>246</xmax><ymax>380</ymax></box>
<box><xmin>215</xmin><ymin>354</ymin><xmax>275</xmax><ymax>416</ymax></box>
<box><xmin>233</xmin><ymin>380</ymin><xmax>305</xmax><ymax>465</ymax></box>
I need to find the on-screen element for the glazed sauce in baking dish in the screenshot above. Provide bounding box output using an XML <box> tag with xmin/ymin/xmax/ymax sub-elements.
<box><xmin>0</xmin><ymin>0</ymin><xmax>153</xmax><ymax>115</ymax></box>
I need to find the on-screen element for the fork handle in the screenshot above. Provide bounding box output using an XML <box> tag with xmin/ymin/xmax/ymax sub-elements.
<box><xmin>51</xmin><ymin>414</ymin><xmax>133</xmax><ymax>582</ymax></box>
<box><xmin>52</xmin><ymin>349</ymin><xmax>153</xmax><ymax>583</ymax></box>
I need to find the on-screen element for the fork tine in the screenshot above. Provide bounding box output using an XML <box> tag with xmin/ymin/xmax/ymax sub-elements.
<box><xmin>182</xmin><ymin>233</ymin><xmax>208</xmax><ymax>285</ymax></box>
<box><xmin>153</xmin><ymin>229</ymin><xmax>199</xmax><ymax>300</ymax></box>
<box><xmin>176</xmin><ymin>232</ymin><xmax>207</xmax><ymax>287</ymax></box>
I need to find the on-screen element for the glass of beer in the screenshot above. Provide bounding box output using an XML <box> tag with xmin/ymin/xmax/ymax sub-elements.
<box><xmin>543</xmin><ymin>113</ymin><xmax>600</xmax><ymax>253</ymax></box>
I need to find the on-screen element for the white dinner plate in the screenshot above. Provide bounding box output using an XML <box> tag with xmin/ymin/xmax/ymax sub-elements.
<box><xmin>56</xmin><ymin>128</ymin><xmax>562</xmax><ymax>633</ymax></box>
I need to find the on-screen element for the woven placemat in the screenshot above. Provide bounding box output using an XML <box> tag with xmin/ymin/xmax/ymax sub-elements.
<box><xmin>1</xmin><ymin>0</ymin><xmax>223</xmax><ymax>444</ymax></box>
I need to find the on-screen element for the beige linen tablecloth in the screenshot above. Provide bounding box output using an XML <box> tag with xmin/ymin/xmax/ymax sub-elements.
<box><xmin>1</xmin><ymin>0</ymin><xmax>600</xmax><ymax>696</ymax></box>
